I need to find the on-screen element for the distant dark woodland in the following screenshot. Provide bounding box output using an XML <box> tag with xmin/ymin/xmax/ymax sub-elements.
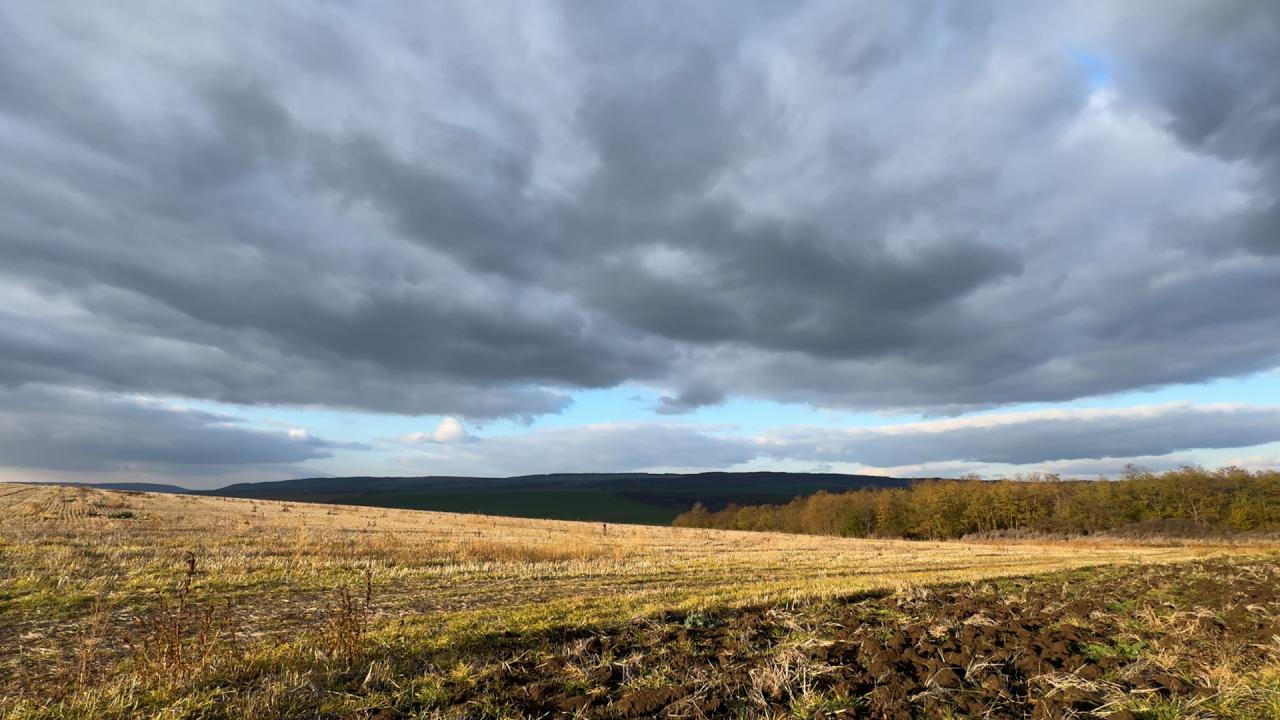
<box><xmin>673</xmin><ymin>467</ymin><xmax>1280</xmax><ymax>539</ymax></box>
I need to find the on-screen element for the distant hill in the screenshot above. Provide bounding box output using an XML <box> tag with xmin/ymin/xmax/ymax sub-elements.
<box><xmin>204</xmin><ymin>472</ymin><xmax>913</xmax><ymax>525</ymax></box>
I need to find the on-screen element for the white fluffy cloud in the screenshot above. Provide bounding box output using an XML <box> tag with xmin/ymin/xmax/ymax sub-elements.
<box><xmin>398</xmin><ymin>416</ymin><xmax>469</xmax><ymax>444</ymax></box>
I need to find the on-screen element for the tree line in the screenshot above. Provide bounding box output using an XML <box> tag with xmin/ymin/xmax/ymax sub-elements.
<box><xmin>672</xmin><ymin>466</ymin><xmax>1280</xmax><ymax>539</ymax></box>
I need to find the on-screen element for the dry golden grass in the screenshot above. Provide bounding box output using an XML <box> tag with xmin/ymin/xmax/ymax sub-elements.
<box><xmin>0</xmin><ymin>481</ymin><xmax>1271</xmax><ymax>718</ymax></box>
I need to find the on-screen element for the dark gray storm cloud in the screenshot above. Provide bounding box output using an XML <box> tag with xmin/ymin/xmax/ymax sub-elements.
<box><xmin>1</xmin><ymin>1</ymin><xmax>1278</xmax><ymax>422</ymax></box>
<box><xmin>0</xmin><ymin>385</ymin><xmax>366</xmax><ymax>473</ymax></box>
<box><xmin>654</xmin><ymin>381</ymin><xmax>727</xmax><ymax>415</ymax></box>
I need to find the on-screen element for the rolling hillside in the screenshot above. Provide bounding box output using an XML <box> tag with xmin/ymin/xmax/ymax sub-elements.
<box><xmin>5</xmin><ymin>483</ymin><xmax>1275</xmax><ymax>719</ymax></box>
<box><xmin>203</xmin><ymin>471</ymin><xmax>914</xmax><ymax>524</ymax></box>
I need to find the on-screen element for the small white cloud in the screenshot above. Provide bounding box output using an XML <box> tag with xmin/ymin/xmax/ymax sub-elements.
<box><xmin>398</xmin><ymin>416</ymin><xmax>468</xmax><ymax>444</ymax></box>
<box><xmin>287</xmin><ymin>428</ymin><xmax>311</xmax><ymax>440</ymax></box>
<box><xmin>432</xmin><ymin>416</ymin><xmax>466</xmax><ymax>443</ymax></box>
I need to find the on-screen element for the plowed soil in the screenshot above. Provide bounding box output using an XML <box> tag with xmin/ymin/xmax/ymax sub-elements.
<box><xmin>390</xmin><ymin>558</ymin><xmax>1279</xmax><ymax>719</ymax></box>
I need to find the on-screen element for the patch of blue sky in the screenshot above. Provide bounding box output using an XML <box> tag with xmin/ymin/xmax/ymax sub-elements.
<box><xmin>172</xmin><ymin>367</ymin><xmax>1280</xmax><ymax>470</ymax></box>
<box><xmin>626</xmin><ymin>369</ymin><xmax>1280</xmax><ymax>434</ymax></box>
<box><xmin>964</xmin><ymin>369</ymin><xmax>1280</xmax><ymax>418</ymax></box>
<box><xmin>668</xmin><ymin>397</ymin><xmax>919</xmax><ymax>433</ymax></box>
<box><xmin>477</xmin><ymin>385</ymin><xmax>655</xmax><ymax>434</ymax></box>
<box><xmin>475</xmin><ymin>386</ymin><xmax>921</xmax><ymax>436</ymax></box>
<box><xmin>1071</xmin><ymin>49</ymin><xmax>1112</xmax><ymax>89</ymax></box>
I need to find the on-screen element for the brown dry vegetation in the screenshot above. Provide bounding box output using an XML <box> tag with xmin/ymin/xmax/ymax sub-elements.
<box><xmin>0</xmin><ymin>482</ymin><xmax>1275</xmax><ymax>719</ymax></box>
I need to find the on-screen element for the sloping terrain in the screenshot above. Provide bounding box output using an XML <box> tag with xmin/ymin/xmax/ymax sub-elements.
<box><xmin>1</xmin><ymin>483</ymin><xmax>1273</xmax><ymax>719</ymax></box>
<box><xmin>203</xmin><ymin>471</ymin><xmax>914</xmax><ymax>524</ymax></box>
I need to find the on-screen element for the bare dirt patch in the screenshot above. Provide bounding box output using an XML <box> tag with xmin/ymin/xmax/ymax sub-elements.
<box><xmin>405</xmin><ymin>558</ymin><xmax>1280</xmax><ymax>719</ymax></box>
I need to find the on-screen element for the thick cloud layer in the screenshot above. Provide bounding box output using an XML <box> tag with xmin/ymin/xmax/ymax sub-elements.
<box><xmin>2</xmin><ymin>0</ymin><xmax>1279</xmax><ymax>489</ymax></box>
<box><xmin>0</xmin><ymin>385</ymin><xmax>366</xmax><ymax>474</ymax></box>
<box><xmin>2</xmin><ymin>2</ymin><xmax>1278</xmax><ymax>421</ymax></box>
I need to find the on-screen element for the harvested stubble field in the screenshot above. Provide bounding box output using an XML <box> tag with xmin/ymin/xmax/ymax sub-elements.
<box><xmin>1</xmin><ymin>483</ymin><xmax>1276</xmax><ymax>719</ymax></box>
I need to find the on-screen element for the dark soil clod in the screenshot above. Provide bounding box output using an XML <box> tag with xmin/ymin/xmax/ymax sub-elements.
<box><xmin>417</xmin><ymin>558</ymin><xmax>1279</xmax><ymax>719</ymax></box>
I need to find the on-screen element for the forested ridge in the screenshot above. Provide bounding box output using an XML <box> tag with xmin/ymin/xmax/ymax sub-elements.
<box><xmin>672</xmin><ymin>466</ymin><xmax>1280</xmax><ymax>539</ymax></box>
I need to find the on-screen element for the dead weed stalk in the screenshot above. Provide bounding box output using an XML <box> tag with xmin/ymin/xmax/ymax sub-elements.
<box><xmin>125</xmin><ymin>551</ymin><xmax>239</xmax><ymax>683</ymax></box>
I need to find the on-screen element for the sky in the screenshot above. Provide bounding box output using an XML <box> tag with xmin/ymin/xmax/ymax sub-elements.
<box><xmin>2</xmin><ymin>2</ymin><xmax>1280</xmax><ymax>489</ymax></box>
